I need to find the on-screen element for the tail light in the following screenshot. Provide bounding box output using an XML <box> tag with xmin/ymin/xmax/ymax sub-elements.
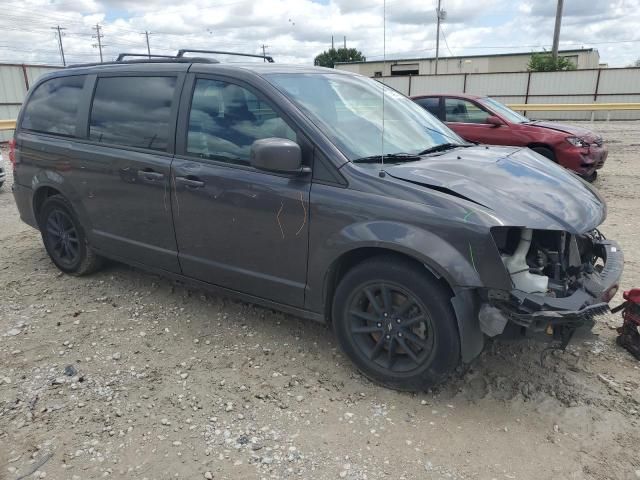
<box><xmin>8</xmin><ymin>138</ymin><xmax>16</xmax><ymax>168</ymax></box>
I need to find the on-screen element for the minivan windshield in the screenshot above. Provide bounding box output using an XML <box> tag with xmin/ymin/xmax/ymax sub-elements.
<box><xmin>266</xmin><ymin>73</ymin><xmax>463</xmax><ymax>162</ymax></box>
<box><xmin>480</xmin><ymin>97</ymin><xmax>530</xmax><ymax>124</ymax></box>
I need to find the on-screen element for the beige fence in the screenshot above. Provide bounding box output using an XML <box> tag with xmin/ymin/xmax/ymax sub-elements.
<box><xmin>376</xmin><ymin>67</ymin><xmax>640</xmax><ymax>121</ymax></box>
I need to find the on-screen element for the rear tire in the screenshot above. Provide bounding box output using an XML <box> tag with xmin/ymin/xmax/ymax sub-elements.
<box><xmin>531</xmin><ymin>146</ymin><xmax>555</xmax><ymax>162</ymax></box>
<box><xmin>39</xmin><ymin>195</ymin><xmax>103</xmax><ymax>276</ymax></box>
<box><xmin>332</xmin><ymin>256</ymin><xmax>460</xmax><ymax>391</ymax></box>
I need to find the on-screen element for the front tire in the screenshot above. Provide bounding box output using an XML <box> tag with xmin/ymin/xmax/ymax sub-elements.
<box><xmin>332</xmin><ymin>256</ymin><xmax>460</xmax><ymax>391</ymax></box>
<box><xmin>39</xmin><ymin>195</ymin><xmax>103</xmax><ymax>275</ymax></box>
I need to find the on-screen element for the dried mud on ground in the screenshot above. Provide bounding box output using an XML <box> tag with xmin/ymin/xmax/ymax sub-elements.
<box><xmin>1</xmin><ymin>122</ymin><xmax>640</xmax><ymax>480</ymax></box>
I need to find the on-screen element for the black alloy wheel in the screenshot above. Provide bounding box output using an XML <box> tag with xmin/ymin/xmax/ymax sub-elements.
<box><xmin>348</xmin><ymin>282</ymin><xmax>435</xmax><ymax>373</ymax></box>
<box><xmin>332</xmin><ymin>256</ymin><xmax>460</xmax><ymax>391</ymax></box>
<box><xmin>44</xmin><ymin>208</ymin><xmax>81</xmax><ymax>268</ymax></box>
<box><xmin>39</xmin><ymin>195</ymin><xmax>103</xmax><ymax>275</ymax></box>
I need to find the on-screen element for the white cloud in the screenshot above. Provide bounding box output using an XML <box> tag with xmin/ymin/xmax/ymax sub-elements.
<box><xmin>0</xmin><ymin>0</ymin><xmax>638</xmax><ymax>67</ymax></box>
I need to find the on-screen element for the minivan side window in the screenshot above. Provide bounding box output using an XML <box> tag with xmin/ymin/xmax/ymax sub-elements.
<box><xmin>21</xmin><ymin>75</ymin><xmax>86</xmax><ymax>136</ymax></box>
<box><xmin>187</xmin><ymin>79</ymin><xmax>296</xmax><ymax>165</ymax></box>
<box><xmin>89</xmin><ymin>76</ymin><xmax>176</xmax><ymax>151</ymax></box>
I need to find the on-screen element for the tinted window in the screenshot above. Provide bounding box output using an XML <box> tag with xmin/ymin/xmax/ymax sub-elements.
<box><xmin>445</xmin><ymin>98</ymin><xmax>490</xmax><ymax>124</ymax></box>
<box><xmin>89</xmin><ymin>76</ymin><xmax>176</xmax><ymax>151</ymax></box>
<box><xmin>21</xmin><ymin>75</ymin><xmax>85</xmax><ymax>136</ymax></box>
<box><xmin>415</xmin><ymin>97</ymin><xmax>440</xmax><ymax>117</ymax></box>
<box><xmin>187</xmin><ymin>79</ymin><xmax>296</xmax><ymax>165</ymax></box>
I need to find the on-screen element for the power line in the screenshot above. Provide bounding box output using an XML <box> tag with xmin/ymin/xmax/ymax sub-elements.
<box><xmin>440</xmin><ymin>25</ymin><xmax>454</xmax><ymax>57</ymax></box>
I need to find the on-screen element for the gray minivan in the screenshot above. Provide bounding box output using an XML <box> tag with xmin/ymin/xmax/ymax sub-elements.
<box><xmin>10</xmin><ymin>51</ymin><xmax>623</xmax><ymax>391</ymax></box>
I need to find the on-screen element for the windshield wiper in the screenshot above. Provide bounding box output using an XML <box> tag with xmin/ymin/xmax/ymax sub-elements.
<box><xmin>353</xmin><ymin>153</ymin><xmax>422</xmax><ymax>164</ymax></box>
<box><xmin>418</xmin><ymin>143</ymin><xmax>466</xmax><ymax>155</ymax></box>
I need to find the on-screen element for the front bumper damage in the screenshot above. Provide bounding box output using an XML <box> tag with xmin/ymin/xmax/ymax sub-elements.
<box><xmin>486</xmin><ymin>237</ymin><xmax>623</xmax><ymax>334</ymax></box>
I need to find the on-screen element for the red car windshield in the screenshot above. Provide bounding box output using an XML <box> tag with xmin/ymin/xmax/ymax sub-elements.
<box><xmin>480</xmin><ymin>97</ymin><xmax>530</xmax><ymax>124</ymax></box>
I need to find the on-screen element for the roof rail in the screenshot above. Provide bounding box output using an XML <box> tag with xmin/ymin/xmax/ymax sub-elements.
<box><xmin>176</xmin><ymin>49</ymin><xmax>275</xmax><ymax>63</ymax></box>
<box><xmin>67</xmin><ymin>56</ymin><xmax>218</xmax><ymax>68</ymax></box>
<box><xmin>116</xmin><ymin>53</ymin><xmax>177</xmax><ymax>61</ymax></box>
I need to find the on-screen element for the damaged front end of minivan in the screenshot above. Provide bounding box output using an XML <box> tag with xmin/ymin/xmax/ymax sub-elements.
<box><xmin>384</xmin><ymin>145</ymin><xmax>624</xmax><ymax>352</ymax></box>
<box><xmin>479</xmin><ymin>226</ymin><xmax>623</xmax><ymax>345</ymax></box>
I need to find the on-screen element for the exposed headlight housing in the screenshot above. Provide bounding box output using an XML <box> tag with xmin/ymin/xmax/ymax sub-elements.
<box><xmin>566</xmin><ymin>136</ymin><xmax>590</xmax><ymax>148</ymax></box>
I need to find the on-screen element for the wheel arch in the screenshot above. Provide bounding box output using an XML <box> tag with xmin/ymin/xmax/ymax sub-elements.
<box><xmin>32</xmin><ymin>185</ymin><xmax>63</xmax><ymax>222</ymax></box>
<box><xmin>527</xmin><ymin>143</ymin><xmax>556</xmax><ymax>161</ymax></box>
<box><xmin>323</xmin><ymin>246</ymin><xmax>485</xmax><ymax>364</ymax></box>
<box><xmin>31</xmin><ymin>178</ymin><xmax>94</xmax><ymax>238</ymax></box>
<box><xmin>322</xmin><ymin>246</ymin><xmax>456</xmax><ymax>326</ymax></box>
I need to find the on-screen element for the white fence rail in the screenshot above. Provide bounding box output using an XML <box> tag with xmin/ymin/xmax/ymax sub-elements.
<box><xmin>377</xmin><ymin>67</ymin><xmax>640</xmax><ymax>120</ymax></box>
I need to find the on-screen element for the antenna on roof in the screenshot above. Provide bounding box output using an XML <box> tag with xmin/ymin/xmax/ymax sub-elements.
<box><xmin>379</xmin><ymin>0</ymin><xmax>386</xmax><ymax>178</ymax></box>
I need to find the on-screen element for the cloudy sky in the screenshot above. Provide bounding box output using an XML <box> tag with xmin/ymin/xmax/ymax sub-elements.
<box><xmin>0</xmin><ymin>0</ymin><xmax>638</xmax><ymax>67</ymax></box>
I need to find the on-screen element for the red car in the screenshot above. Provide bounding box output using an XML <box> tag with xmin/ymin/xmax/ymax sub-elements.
<box><xmin>412</xmin><ymin>94</ymin><xmax>607</xmax><ymax>181</ymax></box>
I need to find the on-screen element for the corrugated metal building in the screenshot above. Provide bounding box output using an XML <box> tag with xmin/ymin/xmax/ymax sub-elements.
<box><xmin>335</xmin><ymin>48</ymin><xmax>600</xmax><ymax>77</ymax></box>
<box><xmin>0</xmin><ymin>63</ymin><xmax>62</xmax><ymax>142</ymax></box>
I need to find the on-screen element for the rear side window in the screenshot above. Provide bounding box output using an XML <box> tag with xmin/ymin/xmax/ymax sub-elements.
<box><xmin>21</xmin><ymin>75</ymin><xmax>85</xmax><ymax>136</ymax></box>
<box><xmin>415</xmin><ymin>97</ymin><xmax>440</xmax><ymax>117</ymax></box>
<box><xmin>89</xmin><ymin>76</ymin><xmax>176</xmax><ymax>151</ymax></box>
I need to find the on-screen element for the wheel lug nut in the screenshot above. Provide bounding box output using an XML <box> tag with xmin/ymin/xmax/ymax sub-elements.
<box><xmin>377</xmin><ymin>322</ymin><xmax>382</xmax><ymax>327</ymax></box>
<box><xmin>383</xmin><ymin>313</ymin><xmax>388</xmax><ymax>317</ymax></box>
<box><xmin>396</xmin><ymin>318</ymin><xmax>401</xmax><ymax>324</ymax></box>
<box><xmin>385</xmin><ymin>334</ymin><xmax>390</xmax><ymax>339</ymax></box>
<box><xmin>398</xmin><ymin>332</ymin><xmax>403</xmax><ymax>337</ymax></box>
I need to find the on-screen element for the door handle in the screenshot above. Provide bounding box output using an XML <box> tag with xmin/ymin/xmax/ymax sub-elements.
<box><xmin>175</xmin><ymin>176</ymin><xmax>205</xmax><ymax>188</ymax></box>
<box><xmin>137</xmin><ymin>169</ymin><xmax>165</xmax><ymax>181</ymax></box>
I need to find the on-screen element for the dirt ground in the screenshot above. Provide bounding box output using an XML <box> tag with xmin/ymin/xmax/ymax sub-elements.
<box><xmin>1</xmin><ymin>122</ymin><xmax>640</xmax><ymax>480</ymax></box>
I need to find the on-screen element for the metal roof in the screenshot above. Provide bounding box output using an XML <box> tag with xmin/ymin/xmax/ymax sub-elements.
<box><xmin>335</xmin><ymin>48</ymin><xmax>597</xmax><ymax>66</ymax></box>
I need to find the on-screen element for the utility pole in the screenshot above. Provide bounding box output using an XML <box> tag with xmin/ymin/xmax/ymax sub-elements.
<box><xmin>435</xmin><ymin>0</ymin><xmax>442</xmax><ymax>75</ymax></box>
<box><xmin>551</xmin><ymin>0</ymin><xmax>564</xmax><ymax>61</ymax></box>
<box><xmin>261</xmin><ymin>44</ymin><xmax>269</xmax><ymax>62</ymax></box>
<box><xmin>343</xmin><ymin>36</ymin><xmax>346</xmax><ymax>49</ymax></box>
<box><xmin>331</xmin><ymin>35</ymin><xmax>334</xmax><ymax>50</ymax></box>
<box><xmin>92</xmin><ymin>24</ymin><xmax>104</xmax><ymax>63</ymax></box>
<box><xmin>51</xmin><ymin>25</ymin><xmax>66</xmax><ymax>66</ymax></box>
<box><xmin>143</xmin><ymin>31</ymin><xmax>152</xmax><ymax>58</ymax></box>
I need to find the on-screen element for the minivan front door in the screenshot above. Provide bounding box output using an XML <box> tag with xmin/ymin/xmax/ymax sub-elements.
<box><xmin>171</xmin><ymin>76</ymin><xmax>311</xmax><ymax>307</ymax></box>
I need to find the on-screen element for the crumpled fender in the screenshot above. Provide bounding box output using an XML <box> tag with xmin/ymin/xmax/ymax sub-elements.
<box><xmin>326</xmin><ymin>220</ymin><xmax>483</xmax><ymax>289</ymax></box>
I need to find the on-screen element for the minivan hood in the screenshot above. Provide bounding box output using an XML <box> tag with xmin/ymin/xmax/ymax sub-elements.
<box><xmin>385</xmin><ymin>146</ymin><xmax>606</xmax><ymax>233</ymax></box>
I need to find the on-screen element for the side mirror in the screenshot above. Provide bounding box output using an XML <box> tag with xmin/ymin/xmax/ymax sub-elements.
<box><xmin>486</xmin><ymin>115</ymin><xmax>505</xmax><ymax>127</ymax></box>
<box><xmin>250</xmin><ymin>138</ymin><xmax>308</xmax><ymax>174</ymax></box>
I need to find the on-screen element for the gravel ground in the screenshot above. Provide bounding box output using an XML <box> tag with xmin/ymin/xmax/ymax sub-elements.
<box><xmin>1</xmin><ymin>122</ymin><xmax>640</xmax><ymax>480</ymax></box>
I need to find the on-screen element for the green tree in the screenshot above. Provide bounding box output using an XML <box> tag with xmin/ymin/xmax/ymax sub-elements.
<box><xmin>314</xmin><ymin>48</ymin><xmax>366</xmax><ymax>68</ymax></box>
<box><xmin>528</xmin><ymin>53</ymin><xmax>577</xmax><ymax>72</ymax></box>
